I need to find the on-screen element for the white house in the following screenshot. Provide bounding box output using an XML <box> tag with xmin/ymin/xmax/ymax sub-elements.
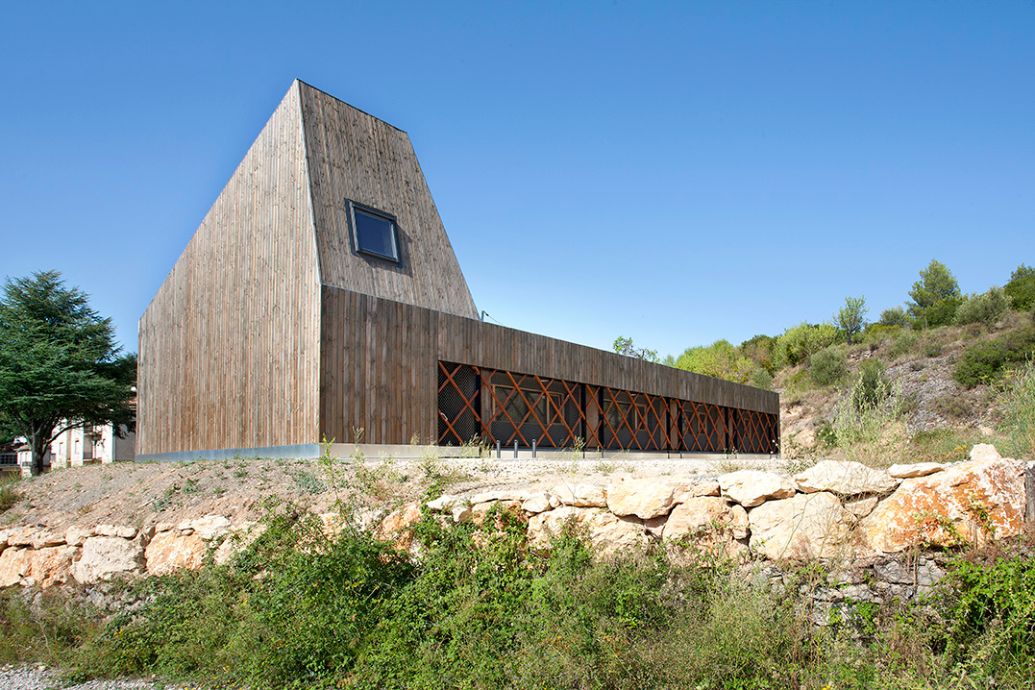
<box><xmin>15</xmin><ymin>422</ymin><xmax>135</xmax><ymax>476</ymax></box>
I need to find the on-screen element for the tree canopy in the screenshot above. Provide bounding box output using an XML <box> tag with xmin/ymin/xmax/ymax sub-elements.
<box><xmin>0</xmin><ymin>271</ymin><xmax>135</xmax><ymax>473</ymax></box>
<box><xmin>908</xmin><ymin>260</ymin><xmax>962</xmax><ymax>327</ymax></box>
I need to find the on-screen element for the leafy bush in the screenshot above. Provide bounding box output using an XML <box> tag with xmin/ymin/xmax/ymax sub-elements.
<box><xmin>1004</xmin><ymin>264</ymin><xmax>1035</xmax><ymax>311</ymax></box>
<box><xmin>739</xmin><ymin>334</ymin><xmax>777</xmax><ymax>373</ymax></box>
<box><xmin>674</xmin><ymin>340</ymin><xmax>754</xmax><ymax>383</ymax></box>
<box><xmin>0</xmin><ymin>479</ymin><xmax>18</xmax><ymax>513</ymax></box>
<box><xmin>908</xmin><ymin>260</ymin><xmax>962</xmax><ymax>328</ymax></box>
<box><xmin>998</xmin><ymin>359</ymin><xmax>1035</xmax><ymax>458</ymax></box>
<box><xmin>887</xmin><ymin>330</ymin><xmax>918</xmax><ymax>359</ymax></box>
<box><xmin>809</xmin><ymin>345</ymin><xmax>848</xmax><ymax>386</ymax></box>
<box><xmin>954</xmin><ymin>327</ymin><xmax>1035</xmax><ymax>388</ymax></box>
<box><xmin>834</xmin><ymin>296</ymin><xmax>867</xmax><ymax>344</ymax></box>
<box><xmin>772</xmin><ymin>323</ymin><xmax>839</xmax><ymax>368</ymax></box>
<box><xmin>955</xmin><ymin>287</ymin><xmax>1008</xmax><ymax>327</ymax></box>
<box><xmin>748</xmin><ymin>367</ymin><xmax>773</xmax><ymax>390</ymax></box>
<box><xmin>878</xmin><ymin>307</ymin><xmax>908</xmax><ymax>327</ymax></box>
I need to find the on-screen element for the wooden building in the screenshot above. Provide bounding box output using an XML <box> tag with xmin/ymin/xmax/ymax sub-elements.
<box><xmin>137</xmin><ymin>80</ymin><xmax>779</xmax><ymax>460</ymax></box>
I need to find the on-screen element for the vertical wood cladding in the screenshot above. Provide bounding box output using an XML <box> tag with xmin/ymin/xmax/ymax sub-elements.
<box><xmin>138</xmin><ymin>83</ymin><xmax>321</xmax><ymax>455</ymax></box>
<box><xmin>319</xmin><ymin>287</ymin><xmax>779</xmax><ymax>448</ymax></box>
<box><xmin>298</xmin><ymin>82</ymin><xmax>479</xmax><ymax>320</ymax></box>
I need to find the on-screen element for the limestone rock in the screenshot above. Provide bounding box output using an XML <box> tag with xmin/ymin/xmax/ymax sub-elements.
<box><xmin>30</xmin><ymin>530</ymin><xmax>65</xmax><ymax>549</ymax></box>
<box><xmin>794</xmin><ymin>461</ymin><xmax>897</xmax><ymax>496</ymax></box>
<box><xmin>749</xmin><ymin>492</ymin><xmax>856</xmax><ymax>561</ymax></box>
<box><xmin>719</xmin><ymin>470</ymin><xmax>796</xmax><ymax>508</ymax></box>
<box><xmin>317</xmin><ymin>512</ymin><xmax>347</xmax><ymax>538</ymax></box>
<box><xmin>663</xmin><ymin>497</ymin><xmax>749</xmax><ymax>560</ymax></box>
<box><xmin>94</xmin><ymin>524</ymin><xmax>137</xmax><ymax>539</ymax></box>
<box><xmin>145</xmin><ymin>531</ymin><xmax>208</xmax><ymax>575</ymax></box>
<box><xmin>845</xmin><ymin>496</ymin><xmax>879</xmax><ymax>519</ymax></box>
<box><xmin>527</xmin><ymin>506</ymin><xmax>647</xmax><ymax>558</ymax></box>
<box><xmin>451</xmin><ymin>503</ymin><xmax>472</xmax><ymax>523</ymax></box>
<box><xmin>606</xmin><ymin>478</ymin><xmax>683</xmax><ymax>519</ymax></box>
<box><xmin>180</xmin><ymin>515</ymin><xmax>231</xmax><ymax>540</ymax></box>
<box><xmin>861</xmin><ymin>458</ymin><xmax>1025</xmax><ymax>553</ymax></box>
<box><xmin>888</xmin><ymin>462</ymin><xmax>945</xmax><ymax>479</ymax></box>
<box><xmin>677</xmin><ymin>481</ymin><xmax>721</xmax><ymax>500</ymax></box>
<box><xmin>969</xmin><ymin>444</ymin><xmax>1001</xmax><ymax>462</ymax></box>
<box><xmin>426</xmin><ymin>494</ymin><xmax>459</xmax><ymax>512</ymax></box>
<box><xmin>64</xmin><ymin>526</ymin><xmax>93</xmax><ymax>546</ymax></box>
<box><xmin>521</xmin><ymin>492</ymin><xmax>554</xmax><ymax>514</ymax></box>
<box><xmin>72</xmin><ymin>536</ymin><xmax>143</xmax><ymax>584</ymax></box>
<box><xmin>470</xmin><ymin>500</ymin><xmax>522</xmax><ymax>527</ymax></box>
<box><xmin>27</xmin><ymin>546</ymin><xmax>78</xmax><ymax>587</ymax></box>
<box><xmin>374</xmin><ymin>502</ymin><xmax>423</xmax><ymax>549</ymax></box>
<box><xmin>551</xmin><ymin>482</ymin><xmax>607</xmax><ymax>508</ymax></box>
<box><xmin>0</xmin><ymin>548</ymin><xmax>32</xmax><ymax>587</ymax></box>
<box><xmin>213</xmin><ymin>522</ymin><xmax>267</xmax><ymax>565</ymax></box>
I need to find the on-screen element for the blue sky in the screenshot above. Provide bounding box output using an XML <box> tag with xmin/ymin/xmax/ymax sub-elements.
<box><xmin>1</xmin><ymin>2</ymin><xmax>1032</xmax><ymax>358</ymax></box>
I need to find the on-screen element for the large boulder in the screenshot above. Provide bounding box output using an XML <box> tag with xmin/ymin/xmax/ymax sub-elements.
<box><xmin>662</xmin><ymin>497</ymin><xmax>749</xmax><ymax>560</ymax></box>
<box><xmin>969</xmin><ymin>444</ymin><xmax>1001</xmax><ymax>462</ymax></box>
<box><xmin>861</xmin><ymin>458</ymin><xmax>1025</xmax><ymax>553</ymax></box>
<box><xmin>606</xmin><ymin>478</ymin><xmax>683</xmax><ymax>519</ymax></box>
<box><xmin>213</xmin><ymin>522</ymin><xmax>267</xmax><ymax>566</ymax></box>
<box><xmin>527</xmin><ymin>506</ymin><xmax>647</xmax><ymax>558</ymax></box>
<box><xmin>0</xmin><ymin>547</ymin><xmax>32</xmax><ymax>587</ymax></box>
<box><xmin>551</xmin><ymin>482</ymin><xmax>608</xmax><ymax>508</ymax></box>
<box><xmin>72</xmin><ymin>536</ymin><xmax>143</xmax><ymax>584</ymax></box>
<box><xmin>794</xmin><ymin>461</ymin><xmax>898</xmax><ymax>496</ymax></box>
<box><xmin>719</xmin><ymin>470</ymin><xmax>796</xmax><ymax>507</ymax></box>
<box><xmin>145</xmin><ymin>531</ymin><xmax>208</xmax><ymax>576</ymax></box>
<box><xmin>27</xmin><ymin>546</ymin><xmax>78</xmax><ymax>587</ymax></box>
<box><xmin>179</xmin><ymin>515</ymin><xmax>231</xmax><ymax>541</ymax></box>
<box><xmin>749</xmin><ymin>492</ymin><xmax>856</xmax><ymax>561</ymax></box>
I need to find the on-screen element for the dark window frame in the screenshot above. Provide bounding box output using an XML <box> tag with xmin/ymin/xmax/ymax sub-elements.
<box><xmin>346</xmin><ymin>199</ymin><xmax>401</xmax><ymax>264</ymax></box>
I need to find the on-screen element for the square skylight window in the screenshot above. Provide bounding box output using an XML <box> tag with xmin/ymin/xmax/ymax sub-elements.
<box><xmin>348</xmin><ymin>200</ymin><xmax>400</xmax><ymax>263</ymax></box>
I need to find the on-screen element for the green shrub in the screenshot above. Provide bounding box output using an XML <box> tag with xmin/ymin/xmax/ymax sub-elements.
<box><xmin>955</xmin><ymin>287</ymin><xmax>1008</xmax><ymax>327</ymax></box>
<box><xmin>809</xmin><ymin>345</ymin><xmax>848</xmax><ymax>386</ymax></box>
<box><xmin>1004</xmin><ymin>264</ymin><xmax>1035</xmax><ymax>311</ymax></box>
<box><xmin>887</xmin><ymin>330</ymin><xmax>918</xmax><ymax>359</ymax></box>
<box><xmin>674</xmin><ymin>340</ymin><xmax>755</xmax><ymax>383</ymax></box>
<box><xmin>954</xmin><ymin>327</ymin><xmax>1035</xmax><ymax>388</ymax></box>
<box><xmin>748</xmin><ymin>367</ymin><xmax>773</xmax><ymax>390</ymax></box>
<box><xmin>0</xmin><ymin>479</ymin><xmax>18</xmax><ymax>513</ymax></box>
<box><xmin>739</xmin><ymin>334</ymin><xmax>777</xmax><ymax>373</ymax></box>
<box><xmin>998</xmin><ymin>359</ymin><xmax>1035</xmax><ymax>458</ymax></box>
<box><xmin>772</xmin><ymin>323</ymin><xmax>840</xmax><ymax>368</ymax></box>
<box><xmin>878</xmin><ymin>306</ymin><xmax>908</xmax><ymax>327</ymax></box>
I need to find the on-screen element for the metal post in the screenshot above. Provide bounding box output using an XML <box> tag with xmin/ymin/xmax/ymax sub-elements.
<box><xmin>496</xmin><ymin>440</ymin><xmax>501</xmax><ymax>459</ymax></box>
<box><xmin>532</xmin><ymin>438</ymin><xmax>537</xmax><ymax>459</ymax></box>
<box><xmin>513</xmin><ymin>440</ymin><xmax>519</xmax><ymax>459</ymax></box>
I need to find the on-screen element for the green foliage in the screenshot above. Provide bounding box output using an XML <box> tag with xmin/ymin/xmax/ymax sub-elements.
<box><xmin>0</xmin><ymin>271</ymin><xmax>135</xmax><ymax>474</ymax></box>
<box><xmin>834</xmin><ymin>296</ymin><xmax>867</xmax><ymax>344</ymax></box>
<box><xmin>739</xmin><ymin>334</ymin><xmax>777</xmax><ymax>373</ymax></box>
<box><xmin>852</xmin><ymin>359</ymin><xmax>892</xmax><ymax>412</ymax></box>
<box><xmin>955</xmin><ymin>287</ymin><xmax>1008</xmax><ymax>327</ymax></box>
<box><xmin>887</xmin><ymin>330</ymin><xmax>918</xmax><ymax>359</ymax></box>
<box><xmin>907</xmin><ymin>260</ymin><xmax>962</xmax><ymax>328</ymax></box>
<box><xmin>674</xmin><ymin>340</ymin><xmax>754</xmax><ymax>383</ymax></box>
<box><xmin>878</xmin><ymin>307</ymin><xmax>908</xmax><ymax>327</ymax></box>
<box><xmin>998</xmin><ymin>359</ymin><xmax>1035</xmax><ymax>458</ymax></box>
<box><xmin>612</xmin><ymin>336</ymin><xmax>659</xmax><ymax>363</ymax></box>
<box><xmin>0</xmin><ymin>478</ymin><xmax>18</xmax><ymax>514</ymax></box>
<box><xmin>940</xmin><ymin>556</ymin><xmax>1035</xmax><ymax>681</ymax></box>
<box><xmin>7</xmin><ymin>507</ymin><xmax>1035</xmax><ymax>689</ymax></box>
<box><xmin>809</xmin><ymin>345</ymin><xmax>848</xmax><ymax>386</ymax></box>
<box><xmin>773</xmin><ymin>323</ymin><xmax>840</xmax><ymax>368</ymax></box>
<box><xmin>1004</xmin><ymin>264</ymin><xmax>1035</xmax><ymax>311</ymax></box>
<box><xmin>954</xmin><ymin>327</ymin><xmax>1035</xmax><ymax>388</ymax></box>
<box><xmin>748</xmin><ymin>367</ymin><xmax>773</xmax><ymax>391</ymax></box>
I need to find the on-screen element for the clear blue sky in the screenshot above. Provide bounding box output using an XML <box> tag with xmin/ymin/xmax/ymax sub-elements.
<box><xmin>2</xmin><ymin>2</ymin><xmax>1032</xmax><ymax>358</ymax></box>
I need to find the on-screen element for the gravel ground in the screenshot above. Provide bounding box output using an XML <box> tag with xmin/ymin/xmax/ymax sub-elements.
<box><xmin>0</xmin><ymin>665</ymin><xmax>190</xmax><ymax>690</ymax></box>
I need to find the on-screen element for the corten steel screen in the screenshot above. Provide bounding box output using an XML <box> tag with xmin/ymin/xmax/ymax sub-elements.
<box><xmin>438</xmin><ymin>361</ymin><xmax>779</xmax><ymax>454</ymax></box>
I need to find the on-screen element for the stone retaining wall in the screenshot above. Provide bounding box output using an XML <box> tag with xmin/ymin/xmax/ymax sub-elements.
<box><xmin>1</xmin><ymin>444</ymin><xmax>1030</xmax><ymax>595</ymax></box>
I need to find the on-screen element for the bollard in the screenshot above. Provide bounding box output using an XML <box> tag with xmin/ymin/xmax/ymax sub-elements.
<box><xmin>532</xmin><ymin>438</ymin><xmax>537</xmax><ymax>459</ymax></box>
<box><xmin>496</xmin><ymin>440</ymin><xmax>501</xmax><ymax>459</ymax></box>
<box><xmin>513</xmin><ymin>440</ymin><xmax>519</xmax><ymax>459</ymax></box>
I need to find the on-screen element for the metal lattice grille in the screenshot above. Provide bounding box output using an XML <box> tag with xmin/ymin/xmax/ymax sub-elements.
<box><xmin>437</xmin><ymin>360</ymin><xmax>779</xmax><ymax>453</ymax></box>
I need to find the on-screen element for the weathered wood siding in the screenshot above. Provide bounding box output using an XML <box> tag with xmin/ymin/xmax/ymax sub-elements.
<box><xmin>299</xmin><ymin>82</ymin><xmax>479</xmax><ymax>319</ymax></box>
<box><xmin>320</xmin><ymin>287</ymin><xmax>779</xmax><ymax>446</ymax></box>
<box><xmin>138</xmin><ymin>82</ymin><xmax>321</xmax><ymax>455</ymax></box>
